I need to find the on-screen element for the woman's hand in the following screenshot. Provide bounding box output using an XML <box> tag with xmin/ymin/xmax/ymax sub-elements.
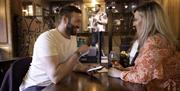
<box><xmin>108</xmin><ymin>68</ymin><xmax>121</xmax><ymax>78</ymax></box>
<box><xmin>112</xmin><ymin>62</ymin><xmax>124</xmax><ymax>70</ymax></box>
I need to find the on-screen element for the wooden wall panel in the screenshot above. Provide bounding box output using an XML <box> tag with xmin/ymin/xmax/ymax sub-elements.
<box><xmin>0</xmin><ymin>0</ymin><xmax>13</xmax><ymax>59</ymax></box>
<box><xmin>159</xmin><ymin>0</ymin><xmax>180</xmax><ymax>39</ymax></box>
<box><xmin>0</xmin><ymin>0</ymin><xmax>8</xmax><ymax>43</ymax></box>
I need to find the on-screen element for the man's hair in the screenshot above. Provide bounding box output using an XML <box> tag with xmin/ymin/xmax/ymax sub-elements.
<box><xmin>96</xmin><ymin>4</ymin><xmax>101</xmax><ymax>7</ymax></box>
<box><xmin>55</xmin><ymin>5</ymin><xmax>81</xmax><ymax>26</ymax></box>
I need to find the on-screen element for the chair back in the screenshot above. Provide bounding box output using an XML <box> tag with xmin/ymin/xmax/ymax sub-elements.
<box><xmin>0</xmin><ymin>57</ymin><xmax>32</xmax><ymax>91</ymax></box>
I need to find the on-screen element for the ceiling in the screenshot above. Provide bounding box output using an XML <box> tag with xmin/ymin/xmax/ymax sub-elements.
<box><xmin>23</xmin><ymin>0</ymin><xmax>140</xmax><ymax>3</ymax></box>
<box><xmin>47</xmin><ymin>0</ymin><xmax>138</xmax><ymax>2</ymax></box>
<box><xmin>47</xmin><ymin>0</ymin><xmax>105</xmax><ymax>2</ymax></box>
<box><xmin>47</xmin><ymin>0</ymin><xmax>102</xmax><ymax>1</ymax></box>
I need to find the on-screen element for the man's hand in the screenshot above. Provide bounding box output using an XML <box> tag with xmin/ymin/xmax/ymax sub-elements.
<box><xmin>73</xmin><ymin>63</ymin><xmax>92</xmax><ymax>73</ymax></box>
<box><xmin>77</xmin><ymin>45</ymin><xmax>89</xmax><ymax>54</ymax></box>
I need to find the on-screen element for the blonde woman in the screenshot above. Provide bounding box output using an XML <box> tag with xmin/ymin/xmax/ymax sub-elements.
<box><xmin>108</xmin><ymin>1</ymin><xmax>180</xmax><ymax>91</ymax></box>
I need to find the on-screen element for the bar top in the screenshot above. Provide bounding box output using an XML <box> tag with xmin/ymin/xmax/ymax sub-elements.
<box><xmin>0</xmin><ymin>57</ymin><xmax>28</xmax><ymax>62</ymax></box>
<box><xmin>42</xmin><ymin>72</ymin><xmax>146</xmax><ymax>91</ymax></box>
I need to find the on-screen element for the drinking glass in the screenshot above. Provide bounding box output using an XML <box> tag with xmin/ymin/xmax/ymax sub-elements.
<box><xmin>109</xmin><ymin>51</ymin><xmax>120</xmax><ymax>66</ymax></box>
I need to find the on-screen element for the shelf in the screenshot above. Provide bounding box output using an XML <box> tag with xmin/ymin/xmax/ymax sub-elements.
<box><xmin>77</xmin><ymin>30</ymin><xmax>135</xmax><ymax>36</ymax></box>
<box><xmin>77</xmin><ymin>32</ymin><xmax>109</xmax><ymax>36</ymax></box>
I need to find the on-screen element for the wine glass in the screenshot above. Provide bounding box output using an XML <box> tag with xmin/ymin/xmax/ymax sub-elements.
<box><xmin>109</xmin><ymin>51</ymin><xmax>120</xmax><ymax>66</ymax></box>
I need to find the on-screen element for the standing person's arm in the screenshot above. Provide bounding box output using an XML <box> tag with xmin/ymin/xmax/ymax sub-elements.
<box><xmin>97</xmin><ymin>13</ymin><xmax>108</xmax><ymax>25</ymax></box>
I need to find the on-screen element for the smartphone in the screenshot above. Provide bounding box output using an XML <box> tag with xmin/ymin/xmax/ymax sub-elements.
<box><xmin>87</xmin><ymin>65</ymin><xmax>104</xmax><ymax>72</ymax></box>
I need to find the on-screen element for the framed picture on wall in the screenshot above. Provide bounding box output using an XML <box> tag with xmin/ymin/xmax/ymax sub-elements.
<box><xmin>35</xmin><ymin>4</ymin><xmax>43</xmax><ymax>22</ymax></box>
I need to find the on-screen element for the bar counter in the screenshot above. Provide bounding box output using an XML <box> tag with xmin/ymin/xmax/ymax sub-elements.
<box><xmin>42</xmin><ymin>72</ymin><xmax>146</xmax><ymax>91</ymax></box>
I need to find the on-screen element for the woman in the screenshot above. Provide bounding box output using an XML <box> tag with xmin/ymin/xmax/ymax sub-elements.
<box><xmin>108</xmin><ymin>1</ymin><xmax>180</xmax><ymax>91</ymax></box>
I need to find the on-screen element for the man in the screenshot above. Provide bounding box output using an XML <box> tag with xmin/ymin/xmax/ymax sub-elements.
<box><xmin>93</xmin><ymin>4</ymin><xmax>108</xmax><ymax>32</ymax></box>
<box><xmin>90</xmin><ymin>4</ymin><xmax>108</xmax><ymax>47</ymax></box>
<box><xmin>20</xmin><ymin>6</ymin><xmax>89</xmax><ymax>91</ymax></box>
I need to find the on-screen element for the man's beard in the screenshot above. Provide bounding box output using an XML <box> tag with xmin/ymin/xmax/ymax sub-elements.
<box><xmin>65</xmin><ymin>23</ymin><xmax>78</xmax><ymax>36</ymax></box>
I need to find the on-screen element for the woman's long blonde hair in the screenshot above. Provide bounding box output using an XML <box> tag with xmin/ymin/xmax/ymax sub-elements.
<box><xmin>134</xmin><ymin>1</ymin><xmax>178</xmax><ymax>48</ymax></box>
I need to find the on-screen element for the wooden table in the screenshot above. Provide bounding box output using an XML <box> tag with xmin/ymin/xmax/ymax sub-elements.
<box><xmin>42</xmin><ymin>72</ymin><xmax>146</xmax><ymax>91</ymax></box>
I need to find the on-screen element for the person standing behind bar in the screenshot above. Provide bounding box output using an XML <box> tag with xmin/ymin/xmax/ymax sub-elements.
<box><xmin>108</xmin><ymin>1</ymin><xmax>180</xmax><ymax>91</ymax></box>
<box><xmin>91</xmin><ymin>4</ymin><xmax>108</xmax><ymax>47</ymax></box>
<box><xmin>20</xmin><ymin>6</ymin><xmax>90</xmax><ymax>91</ymax></box>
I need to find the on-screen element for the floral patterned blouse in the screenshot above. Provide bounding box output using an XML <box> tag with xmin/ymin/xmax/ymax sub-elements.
<box><xmin>119</xmin><ymin>34</ymin><xmax>180</xmax><ymax>91</ymax></box>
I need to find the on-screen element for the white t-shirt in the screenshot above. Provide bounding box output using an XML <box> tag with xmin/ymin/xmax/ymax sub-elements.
<box><xmin>94</xmin><ymin>12</ymin><xmax>107</xmax><ymax>32</ymax></box>
<box><xmin>129</xmin><ymin>40</ymin><xmax>139</xmax><ymax>65</ymax></box>
<box><xmin>20</xmin><ymin>29</ymin><xmax>77</xmax><ymax>91</ymax></box>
